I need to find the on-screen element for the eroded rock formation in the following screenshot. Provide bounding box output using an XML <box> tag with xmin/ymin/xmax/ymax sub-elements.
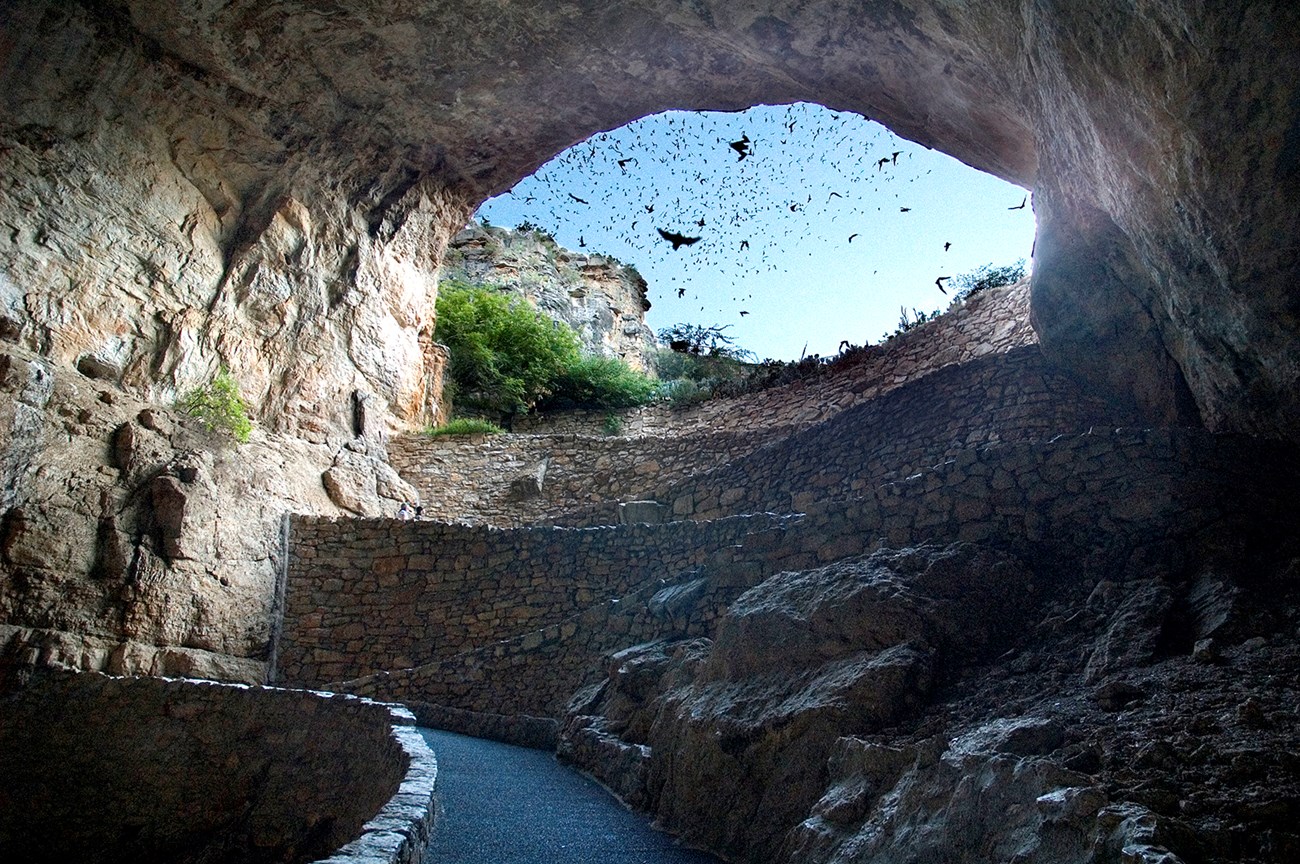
<box><xmin>443</xmin><ymin>223</ymin><xmax>657</xmax><ymax>372</ymax></box>
<box><xmin>561</xmin><ymin>520</ymin><xmax>1300</xmax><ymax>864</ymax></box>
<box><xmin>4</xmin><ymin>1</ymin><xmax>1299</xmax><ymax>438</ymax></box>
<box><xmin>0</xmin><ymin>343</ymin><xmax>414</xmax><ymax>681</ymax></box>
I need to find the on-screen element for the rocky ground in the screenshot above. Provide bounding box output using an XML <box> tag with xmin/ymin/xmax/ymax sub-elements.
<box><xmin>560</xmin><ymin>504</ymin><xmax>1300</xmax><ymax>864</ymax></box>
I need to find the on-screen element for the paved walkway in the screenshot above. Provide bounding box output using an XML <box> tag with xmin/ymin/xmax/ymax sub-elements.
<box><xmin>419</xmin><ymin>728</ymin><xmax>719</xmax><ymax>863</ymax></box>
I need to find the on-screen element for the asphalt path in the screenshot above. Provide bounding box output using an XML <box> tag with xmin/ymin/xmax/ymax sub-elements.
<box><xmin>419</xmin><ymin>728</ymin><xmax>720</xmax><ymax>864</ymax></box>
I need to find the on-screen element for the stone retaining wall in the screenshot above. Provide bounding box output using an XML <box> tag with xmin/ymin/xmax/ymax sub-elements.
<box><xmin>277</xmin><ymin>513</ymin><xmax>790</xmax><ymax>687</ymax></box>
<box><xmin>0</xmin><ymin>671</ymin><xmax>436</xmax><ymax>864</ymax></box>
<box><xmin>390</xmin><ymin>429</ymin><xmax>770</xmax><ymax>527</ymax></box>
<box><xmin>514</xmin><ymin>279</ymin><xmax>1035</xmax><ymax>438</ymax></box>
<box><xmin>291</xmin><ymin>430</ymin><xmax>1300</xmax><ymax>726</ymax></box>
<box><xmin>549</xmin><ymin>346</ymin><xmax>1138</xmax><ymax>527</ymax></box>
<box><xmin>390</xmin><ymin>282</ymin><xmax>1037</xmax><ymax>528</ymax></box>
<box><xmin>641</xmin><ymin>346</ymin><xmax>1139</xmax><ymax>523</ymax></box>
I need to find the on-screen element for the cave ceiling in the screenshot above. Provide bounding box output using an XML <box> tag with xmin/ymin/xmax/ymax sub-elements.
<box><xmin>2</xmin><ymin>0</ymin><xmax>1298</xmax><ymax>436</ymax></box>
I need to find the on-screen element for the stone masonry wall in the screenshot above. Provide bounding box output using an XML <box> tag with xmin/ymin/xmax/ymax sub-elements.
<box><xmin>277</xmin><ymin>513</ymin><xmax>788</xmax><ymax>687</ymax></box>
<box><xmin>291</xmin><ymin>430</ymin><xmax>1300</xmax><ymax>728</ymax></box>
<box><xmin>391</xmin><ymin>277</ymin><xmax>1030</xmax><ymax>531</ymax></box>
<box><xmin>389</xmin><ymin>429</ymin><xmax>771</xmax><ymax>526</ymax></box>
<box><xmin>636</xmin><ymin>345</ymin><xmax>1143</xmax><ymax>524</ymax></box>
<box><xmin>515</xmin><ymin>279</ymin><xmax>1035</xmax><ymax>438</ymax></box>
<box><xmin>0</xmin><ymin>672</ymin><xmax>436</xmax><ymax>864</ymax></box>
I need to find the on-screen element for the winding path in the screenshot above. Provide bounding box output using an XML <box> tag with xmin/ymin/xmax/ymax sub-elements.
<box><xmin>419</xmin><ymin>728</ymin><xmax>719</xmax><ymax>863</ymax></box>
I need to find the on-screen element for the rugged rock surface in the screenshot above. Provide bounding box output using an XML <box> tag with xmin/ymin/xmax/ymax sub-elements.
<box><xmin>443</xmin><ymin>223</ymin><xmax>656</xmax><ymax>371</ymax></box>
<box><xmin>561</xmin><ymin>521</ymin><xmax>1300</xmax><ymax>864</ymax></box>
<box><xmin>3</xmin><ymin>1</ymin><xmax>1299</xmax><ymax>438</ymax></box>
<box><xmin>0</xmin><ymin>343</ymin><xmax>413</xmax><ymax>682</ymax></box>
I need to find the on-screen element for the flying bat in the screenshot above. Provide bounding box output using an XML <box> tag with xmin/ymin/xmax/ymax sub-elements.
<box><xmin>730</xmin><ymin>134</ymin><xmax>752</xmax><ymax>160</ymax></box>
<box><xmin>657</xmin><ymin>228</ymin><xmax>701</xmax><ymax>250</ymax></box>
<box><xmin>568</xmin><ymin>193</ymin><xmax>589</xmax><ymax>205</ymax></box>
<box><xmin>1009</xmin><ymin>196</ymin><xmax>1027</xmax><ymax>210</ymax></box>
<box><xmin>935</xmin><ymin>276</ymin><xmax>951</xmax><ymax>294</ymax></box>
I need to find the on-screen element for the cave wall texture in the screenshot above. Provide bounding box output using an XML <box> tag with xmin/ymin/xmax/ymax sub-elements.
<box><xmin>2</xmin><ymin>0</ymin><xmax>1298</xmax><ymax>438</ymax></box>
<box><xmin>1</xmin><ymin>2</ymin><xmax>1299</xmax><ymax>676</ymax></box>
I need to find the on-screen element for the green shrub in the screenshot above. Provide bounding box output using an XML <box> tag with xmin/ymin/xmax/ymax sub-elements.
<box><xmin>541</xmin><ymin>355</ymin><xmax>658</xmax><ymax>410</ymax></box>
<box><xmin>657</xmin><ymin>377</ymin><xmax>708</xmax><ymax>407</ymax></box>
<box><xmin>425</xmin><ymin>417</ymin><xmax>506</xmax><ymax>437</ymax></box>
<box><xmin>435</xmin><ymin>281</ymin><xmax>582</xmax><ymax>416</ymax></box>
<box><xmin>950</xmin><ymin>259</ymin><xmax>1027</xmax><ymax>300</ymax></box>
<box><xmin>177</xmin><ymin>368</ymin><xmax>253</xmax><ymax>444</ymax></box>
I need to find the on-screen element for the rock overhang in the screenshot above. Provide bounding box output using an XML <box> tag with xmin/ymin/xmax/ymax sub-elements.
<box><xmin>3</xmin><ymin>1</ymin><xmax>1299</xmax><ymax>437</ymax></box>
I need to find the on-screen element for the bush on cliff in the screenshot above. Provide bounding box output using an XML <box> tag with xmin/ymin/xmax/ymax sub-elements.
<box><xmin>540</xmin><ymin>355</ymin><xmax>659</xmax><ymax>410</ymax></box>
<box><xmin>176</xmin><ymin>368</ymin><xmax>252</xmax><ymax>444</ymax></box>
<box><xmin>435</xmin><ymin>281</ymin><xmax>658</xmax><ymax>418</ymax></box>
<box><xmin>435</xmin><ymin>281</ymin><xmax>582</xmax><ymax>416</ymax></box>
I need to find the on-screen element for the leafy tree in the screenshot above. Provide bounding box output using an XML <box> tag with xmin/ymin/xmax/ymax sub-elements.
<box><xmin>950</xmin><ymin>259</ymin><xmax>1027</xmax><ymax>300</ymax></box>
<box><xmin>177</xmin><ymin>368</ymin><xmax>253</xmax><ymax>444</ymax></box>
<box><xmin>657</xmin><ymin>322</ymin><xmax>754</xmax><ymax>359</ymax></box>
<box><xmin>435</xmin><ymin>281</ymin><xmax>582</xmax><ymax>417</ymax></box>
<box><xmin>542</xmin><ymin>355</ymin><xmax>658</xmax><ymax>410</ymax></box>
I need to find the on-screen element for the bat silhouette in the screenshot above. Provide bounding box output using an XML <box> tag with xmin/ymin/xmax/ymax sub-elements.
<box><xmin>1008</xmin><ymin>196</ymin><xmax>1027</xmax><ymax>210</ymax></box>
<box><xmin>658</xmin><ymin>228</ymin><xmax>701</xmax><ymax>250</ymax></box>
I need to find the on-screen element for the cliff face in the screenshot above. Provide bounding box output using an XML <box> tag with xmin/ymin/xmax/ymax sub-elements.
<box><xmin>1</xmin><ymin>2</ymin><xmax>470</xmax><ymax>443</ymax></box>
<box><xmin>0</xmin><ymin>0</ymin><xmax>1298</xmax><ymax>699</ymax></box>
<box><xmin>0</xmin><ymin>341</ymin><xmax>418</xmax><ymax>683</ymax></box>
<box><xmin>441</xmin><ymin>224</ymin><xmax>656</xmax><ymax>372</ymax></box>
<box><xmin>4</xmin><ymin>1</ymin><xmax>1299</xmax><ymax>441</ymax></box>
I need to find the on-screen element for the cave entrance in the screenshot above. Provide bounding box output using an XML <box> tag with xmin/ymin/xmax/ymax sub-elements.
<box><xmin>472</xmin><ymin>102</ymin><xmax>1035</xmax><ymax>361</ymax></box>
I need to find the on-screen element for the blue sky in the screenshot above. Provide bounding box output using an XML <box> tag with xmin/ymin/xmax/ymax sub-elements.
<box><xmin>476</xmin><ymin>102</ymin><xmax>1034</xmax><ymax>361</ymax></box>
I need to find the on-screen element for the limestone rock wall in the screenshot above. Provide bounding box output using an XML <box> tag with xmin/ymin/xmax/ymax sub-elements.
<box><xmin>442</xmin><ymin>223</ymin><xmax>656</xmax><ymax>371</ymax></box>
<box><xmin>1</xmin><ymin>2</ymin><xmax>470</xmax><ymax>441</ymax></box>
<box><xmin>0</xmin><ymin>343</ymin><xmax>418</xmax><ymax>684</ymax></box>
<box><xmin>8</xmin><ymin>2</ymin><xmax>1300</xmax><ymax>442</ymax></box>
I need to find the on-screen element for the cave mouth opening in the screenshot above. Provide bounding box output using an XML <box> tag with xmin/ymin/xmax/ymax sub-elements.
<box><xmin>471</xmin><ymin>102</ymin><xmax>1035</xmax><ymax>362</ymax></box>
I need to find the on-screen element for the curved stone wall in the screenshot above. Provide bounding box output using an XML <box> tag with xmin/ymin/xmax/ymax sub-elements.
<box><xmin>288</xmin><ymin>430</ymin><xmax>1300</xmax><ymax>731</ymax></box>
<box><xmin>392</xmin><ymin>282</ymin><xmax>1038</xmax><ymax>527</ymax></box>
<box><xmin>0</xmin><ymin>672</ymin><xmax>436</xmax><ymax>864</ymax></box>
